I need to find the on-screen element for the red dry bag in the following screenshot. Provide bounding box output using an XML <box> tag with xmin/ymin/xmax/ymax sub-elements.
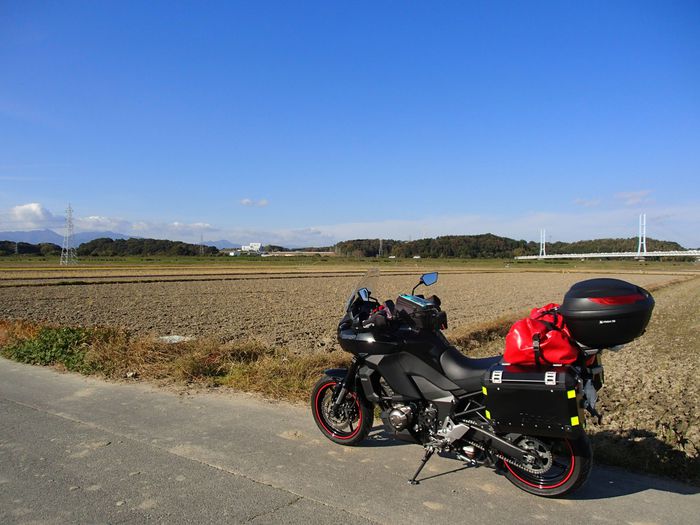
<box><xmin>503</xmin><ymin>303</ymin><xmax>579</xmax><ymax>366</ymax></box>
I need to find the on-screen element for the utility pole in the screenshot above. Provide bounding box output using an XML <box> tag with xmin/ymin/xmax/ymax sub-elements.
<box><xmin>60</xmin><ymin>204</ymin><xmax>78</xmax><ymax>265</ymax></box>
<box><xmin>378</xmin><ymin>238</ymin><xmax>383</xmax><ymax>257</ymax></box>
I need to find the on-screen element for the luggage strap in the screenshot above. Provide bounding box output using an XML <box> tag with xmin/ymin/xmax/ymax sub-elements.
<box><xmin>533</xmin><ymin>333</ymin><xmax>543</xmax><ymax>367</ymax></box>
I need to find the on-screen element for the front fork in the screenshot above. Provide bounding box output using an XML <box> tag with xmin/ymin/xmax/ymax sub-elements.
<box><xmin>331</xmin><ymin>357</ymin><xmax>360</xmax><ymax>413</ymax></box>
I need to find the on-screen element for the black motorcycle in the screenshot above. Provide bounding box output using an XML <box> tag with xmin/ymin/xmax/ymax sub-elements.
<box><xmin>310</xmin><ymin>269</ymin><xmax>654</xmax><ymax>497</ymax></box>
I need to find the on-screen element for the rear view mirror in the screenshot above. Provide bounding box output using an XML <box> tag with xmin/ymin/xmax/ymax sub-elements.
<box><xmin>358</xmin><ymin>288</ymin><xmax>370</xmax><ymax>302</ymax></box>
<box><xmin>412</xmin><ymin>272</ymin><xmax>438</xmax><ymax>295</ymax></box>
<box><xmin>421</xmin><ymin>272</ymin><xmax>438</xmax><ymax>286</ymax></box>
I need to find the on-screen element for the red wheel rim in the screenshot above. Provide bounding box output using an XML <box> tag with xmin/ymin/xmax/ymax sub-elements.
<box><xmin>505</xmin><ymin>439</ymin><xmax>576</xmax><ymax>490</ymax></box>
<box><xmin>314</xmin><ymin>381</ymin><xmax>363</xmax><ymax>440</ymax></box>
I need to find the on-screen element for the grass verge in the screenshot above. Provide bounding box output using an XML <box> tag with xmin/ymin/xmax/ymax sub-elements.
<box><xmin>0</xmin><ymin>320</ymin><xmax>349</xmax><ymax>402</ymax></box>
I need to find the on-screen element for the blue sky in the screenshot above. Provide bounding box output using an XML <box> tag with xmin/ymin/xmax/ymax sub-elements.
<box><xmin>1</xmin><ymin>1</ymin><xmax>698</xmax><ymax>247</ymax></box>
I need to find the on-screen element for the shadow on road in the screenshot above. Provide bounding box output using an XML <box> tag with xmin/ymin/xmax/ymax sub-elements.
<box><xmin>590</xmin><ymin>430</ymin><xmax>699</xmax><ymax>487</ymax></box>
<box><xmin>362</xmin><ymin>427</ymin><xmax>414</xmax><ymax>447</ymax></box>
<box><xmin>572</xmin><ymin>464</ymin><xmax>700</xmax><ymax>500</ymax></box>
<box><xmin>363</xmin><ymin>426</ymin><xmax>700</xmax><ymax>499</ymax></box>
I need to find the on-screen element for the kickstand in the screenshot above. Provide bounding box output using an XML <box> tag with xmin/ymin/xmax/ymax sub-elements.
<box><xmin>408</xmin><ymin>448</ymin><xmax>435</xmax><ymax>485</ymax></box>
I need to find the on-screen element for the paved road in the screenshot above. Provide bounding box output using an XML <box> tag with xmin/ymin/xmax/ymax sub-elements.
<box><xmin>1</xmin><ymin>359</ymin><xmax>698</xmax><ymax>524</ymax></box>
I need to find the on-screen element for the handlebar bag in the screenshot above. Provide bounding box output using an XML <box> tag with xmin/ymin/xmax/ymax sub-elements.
<box><xmin>503</xmin><ymin>303</ymin><xmax>579</xmax><ymax>366</ymax></box>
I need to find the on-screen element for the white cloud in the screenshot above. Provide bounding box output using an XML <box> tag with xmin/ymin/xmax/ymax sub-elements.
<box><xmin>302</xmin><ymin>204</ymin><xmax>700</xmax><ymax>247</ymax></box>
<box><xmin>75</xmin><ymin>215</ymin><xmax>131</xmax><ymax>232</ymax></box>
<box><xmin>100</xmin><ymin>219</ymin><xmax>218</xmax><ymax>239</ymax></box>
<box><xmin>240</xmin><ymin>198</ymin><xmax>269</xmax><ymax>208</ymax></box>
<box><xmin>0</xmin><ymin>203</ymin><xmax>221</xmax><ymax>242</ymax></box>
<box><xmin>615</xmin><ymin>190</ymin><xmax>653</xmax><ymax>206</ymax></box>
<box><xmin>2</xmin><ymin>201</ymin><xmax>698</xmax><ymax>249</ymax></box>
<box><xmin>6</xmin><ymin>202</ymin><xmax>61</xmax><ymax>229</ymax></box>
<box><xmin>167</xmin><ymin>221</ymin><xmax>217</xmax><ymax>235</ymax></box>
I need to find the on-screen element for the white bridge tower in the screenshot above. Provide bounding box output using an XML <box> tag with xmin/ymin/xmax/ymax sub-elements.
<box><xmin>637</xmin><ymin>213</ymin><xmax>647</xmax><ymax>257</ymax></box>
<box><xmin>539</xmin><ymin>229</ymin><xmax>546</xmax><ymax>258</ymax></box>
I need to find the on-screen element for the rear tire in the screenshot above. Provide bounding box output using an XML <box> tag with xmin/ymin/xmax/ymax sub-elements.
<box><xmin>311</xmin><ymin>375</ymin><xmax>373</xmax><ymax>446</ymax></box>
<box><xmin>503</xmin><ymin>434</ymin><xmax>592</xmax><ymax>497</ymax></box>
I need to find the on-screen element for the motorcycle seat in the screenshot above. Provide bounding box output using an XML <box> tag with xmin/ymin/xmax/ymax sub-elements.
<box><xmin>440</xmin><ymin>346</ymin><xmax>501</xmax><ymax>392</ymax></box>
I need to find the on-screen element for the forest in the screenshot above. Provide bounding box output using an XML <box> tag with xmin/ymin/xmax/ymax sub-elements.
<box><xmin>0</xmin><ymin>234</ymin><xmax>687</xmax><ymax>259</ymax></box>
<box><xmin>334</xmin><ymin>235</ymin><xmax>685</xmax><ymax>258</ymax></box>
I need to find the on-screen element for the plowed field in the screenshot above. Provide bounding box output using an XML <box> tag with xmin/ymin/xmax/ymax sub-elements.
<box><xmin>0</xmin><ymin>269</ymin><xmax>679</xmax><ymax>352</ymax></box>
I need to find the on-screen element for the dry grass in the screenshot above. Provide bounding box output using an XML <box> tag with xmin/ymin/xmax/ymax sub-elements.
<box><xmin>0</xmin><ymin>321</ymin><xmax>349</xmax><ymax>402</ymax></box>
<box><xmin>0</xmin><ymin>319</ymin><xmax>42</xmax><ymax>346</ymax></box>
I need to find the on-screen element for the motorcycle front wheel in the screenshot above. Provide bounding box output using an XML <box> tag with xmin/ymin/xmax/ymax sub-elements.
<box><xmin>502</xmin><ymin>434</ymin><xmax>592</xmax><ymax>497</ymax></box>
<box><xmin>311</xmin><ymin>375</ymin><xmax>373</xmax><ymax>446</ymax></box>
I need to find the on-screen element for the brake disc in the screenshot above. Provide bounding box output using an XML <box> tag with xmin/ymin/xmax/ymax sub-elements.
<box><xmin>323</xmin><ymin>396</ymin><xmax>357</xmax><ymax>426</ymax></box>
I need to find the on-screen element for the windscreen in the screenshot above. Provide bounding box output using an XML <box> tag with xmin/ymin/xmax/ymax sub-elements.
<box><xmin>345</xmin><ymin>268</ymin><xmax>380</xmax><ymax>312</ymax></box>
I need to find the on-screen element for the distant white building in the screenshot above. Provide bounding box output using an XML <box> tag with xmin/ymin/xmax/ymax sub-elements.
<box><xmin>241</xmin><ymin>242</ymin><xmax>262</xmax><ymax>253</ymax></box>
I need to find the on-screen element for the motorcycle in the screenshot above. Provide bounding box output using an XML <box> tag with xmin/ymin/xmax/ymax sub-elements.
<box><xmin>310</xmin><ymin>269</ymin><xmax>654</xmax><ymax>497</ymax></box>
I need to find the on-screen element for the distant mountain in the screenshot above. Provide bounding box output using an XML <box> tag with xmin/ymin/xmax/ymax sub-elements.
<box><xmin>0</xmin><ymin>229</ymin><xmax>63</xmax><ymax>245</ymax></box>
<box><xmin>0</xmin><ymin>229</ymin><xmax>131</xmax><ymax>246</ymax></box>
<box><xmin>73</xmin><ymin>231</ymin><xmax>131</xmax><ymax>245</ymax></box>
<box><xmin>205</xmin><ymin>240</ymin><xmax>240</xmax><ymax>249</ymax></box>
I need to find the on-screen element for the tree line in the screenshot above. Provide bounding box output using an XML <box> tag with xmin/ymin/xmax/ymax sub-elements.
<box><xmin>334</xmin><ymin>235</ymin><xmax>685</xmax><ymax>258</ymax></box>
<box><xmin>0</xmin><ymin>238</ymin><xmax>219</xmax><ymax>257</ymax></box>
<box><xmin>77</xmin><ymin>238</ymin><xmax>219</xmax><ymax>256</ymax></box>
<box><xmin>0</xmin><ymin>241</ymin><xmax>61</xmax><ymax>257</ymax></box>
<box><xmin>1</xmin><ymin>235</ymin><xmax>687</xmax><ymax>259</ymax></box>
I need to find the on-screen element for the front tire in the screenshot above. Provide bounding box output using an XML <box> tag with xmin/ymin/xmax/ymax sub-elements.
<box><xmin>502</xmin><ymin>434</ymin><xmax>592</xmax><ymax>497</ymax></box>
<box><xmin>311</xmin><ymin>375</ymin><xmax>373</xmax><ymax>445</ymax></box>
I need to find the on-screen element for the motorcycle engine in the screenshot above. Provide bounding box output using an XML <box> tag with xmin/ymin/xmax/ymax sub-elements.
<box><xmin>388</xmin><ymin>405</ymin><xmax>413</xmax><ymax>431</ymax></box>
<box><xmin>417</xmin><ymin>403</ymin><xmax>438</xmax><ymax>434</ymax></box>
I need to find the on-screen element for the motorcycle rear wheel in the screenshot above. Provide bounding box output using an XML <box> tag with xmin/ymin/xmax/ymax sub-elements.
<box><xmin>311</xmin><ymin>375</ymin><xmax>373</xmax><ymax>446</ymax></box>
<box><xmin>502</xmin><ymin>434</ymin><xmax>592</xmax><ymax>497</ymax></box>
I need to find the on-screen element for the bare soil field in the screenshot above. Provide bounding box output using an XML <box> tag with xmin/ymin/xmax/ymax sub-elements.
<box><xmin>0</xmin><ymin>264</ymin><xmax>698</xmax><ymax>481</ymax></box>
<box><xmin>0</xmin><ymin>268</ymin><xmax>682</xmax><ymax>352</ymax></box>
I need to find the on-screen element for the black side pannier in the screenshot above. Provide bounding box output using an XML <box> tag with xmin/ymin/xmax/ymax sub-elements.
<box><xmin>482</xmin><ymin>364</ymin><xmax>584</xmax><ymax>438</ymax></box>
<box><xmin>559</xmin><ymin>278</ymin><xmax>654</xmax><ymax>349</ymax></box>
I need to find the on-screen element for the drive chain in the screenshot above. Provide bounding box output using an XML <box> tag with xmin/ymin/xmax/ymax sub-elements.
<box><xmin>461</xmin><ymin>420</ymin><xmax>544</xmax><ymax>475</ymax></box>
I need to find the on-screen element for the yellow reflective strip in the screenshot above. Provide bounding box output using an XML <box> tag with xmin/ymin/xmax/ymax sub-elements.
<box><xmin>571</xmin><ymin>416</ymin><xmax>580</xmax><ymax>426</ymax></box>
<box><xmin>567</xmin><ymin>389</ymin><xmax>576</xmax><ymax>399</ymax></box>
<box><xmin>485</xmin><ymin>410</ymin><xmax>491</xmax><ymax>420</ymax></box>
<box><xmin>482</xmin><ymin>386</ymin><xmax>488</xmax><ymax>395</ymax></box>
